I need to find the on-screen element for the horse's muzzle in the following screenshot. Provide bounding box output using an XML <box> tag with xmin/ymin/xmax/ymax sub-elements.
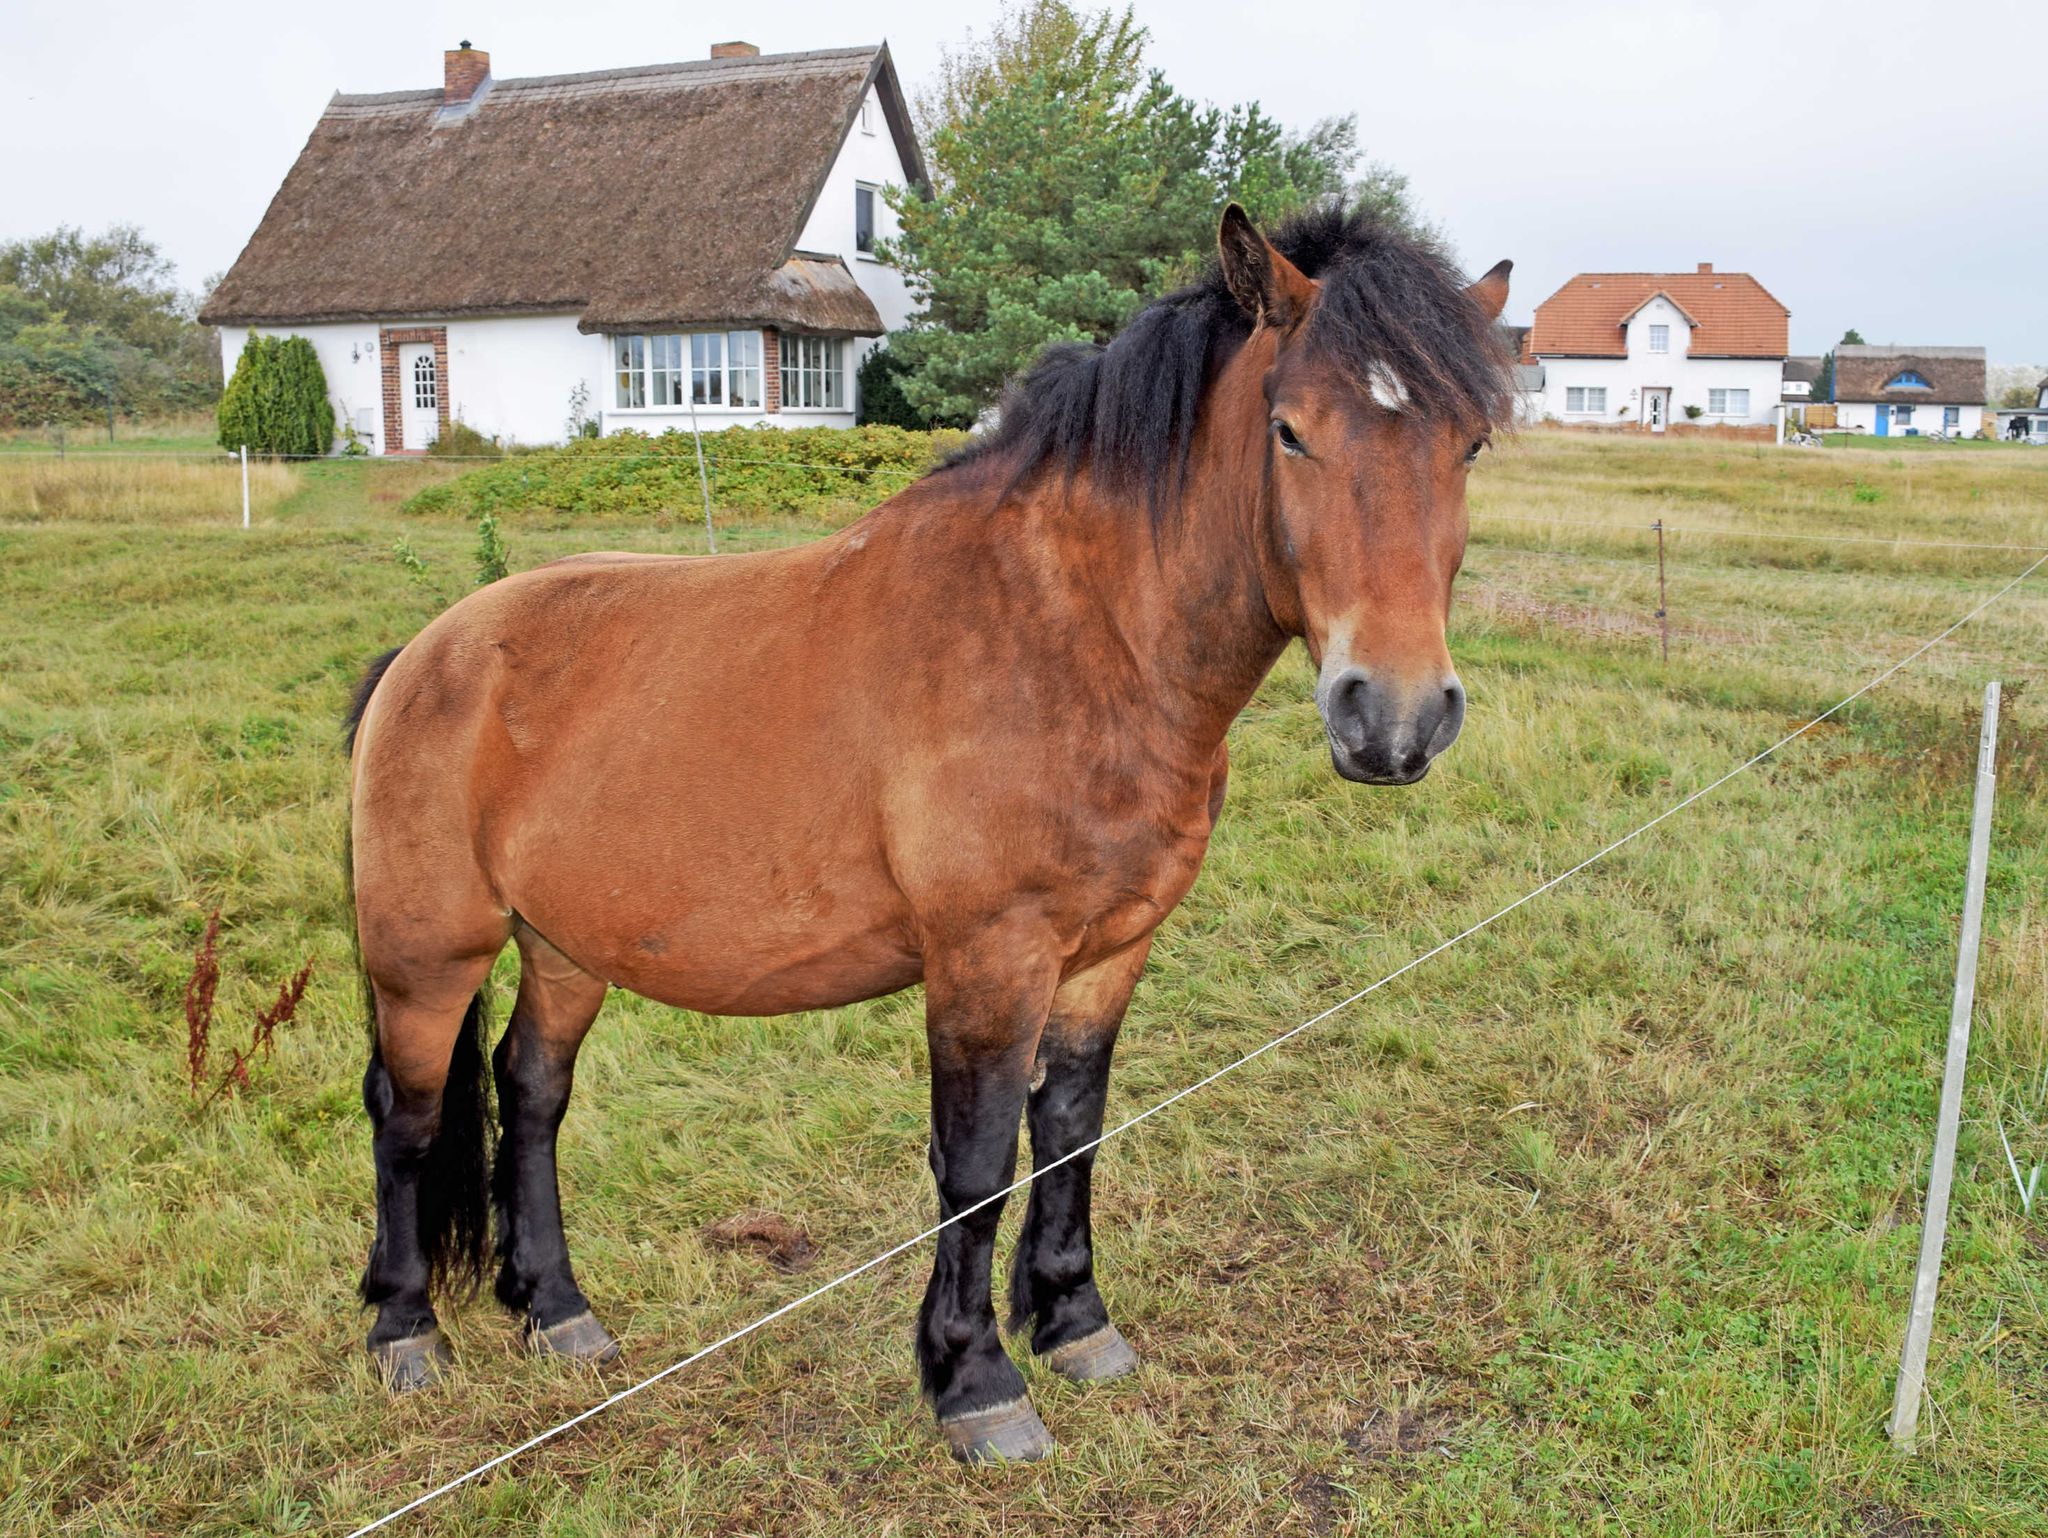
<box><xmin>1317</xmin><ymin>667</ymin><xmax>1465</xmax><ymax>785</ymax></box>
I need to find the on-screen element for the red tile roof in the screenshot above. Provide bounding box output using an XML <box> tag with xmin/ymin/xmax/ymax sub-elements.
<box><xmin>1526</xmin><ymin>267</ymin><xmax>1788</xmax><ymax>359</ymax></box>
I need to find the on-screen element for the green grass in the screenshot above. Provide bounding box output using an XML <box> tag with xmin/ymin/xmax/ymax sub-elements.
<box><xmin>1818</xmin><ymin>433</ymin><xmax>2034</xmax><ymax>453</ymax></box>
<box><xmin>4</xmin><ymin>435</ymin><xmax>2047</xmax><ymax>1535</ymax></box>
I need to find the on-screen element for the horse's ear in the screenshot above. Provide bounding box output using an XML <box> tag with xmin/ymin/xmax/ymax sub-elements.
<box><xmin>1467</xmin><ymin>259</ymin><xmax>1512</xmax><ymax>322</ymax></box>
<box><xmin>1218</xmin><ymin>204</ymin><xmax>1313</xmax><ymax>329</ymax></box>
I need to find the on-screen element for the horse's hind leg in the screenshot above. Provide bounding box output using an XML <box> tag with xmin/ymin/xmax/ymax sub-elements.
<box><xmin>492</xmin><ymin>922</ymin><xmax>617</xmax><ymax>1361</ymax></box>
<box><xmin>361</xmin><ymin>950</ymin><xmax>500</xmax><ymax>1391</ymax></box>
<box><xmin>1009</xmin><ymin>940</ymin><xmax>1149</xmax><ymax>1384</ymax></box>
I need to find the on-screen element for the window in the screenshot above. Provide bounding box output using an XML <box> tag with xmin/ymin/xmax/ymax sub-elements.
<box><xmin>1893</xmin><ymin>404</ymin><xmax>1914</xmax><ymax>426</ymax></box>
<box><xmin>412</xmin><ymin>352</ymin><xmax>436</xmax><ymax>410</ymax></box>
<box><xmin>647</xmin><ymin>334</ymin><xmax>683</xmax><ymax>406</ymax></box>
<box><xmin>780</xmin><ymin>334</ymin><xmax>846</xmax><ymax>410</ymax></box>
<box><xmin>1944</xmin><ymin>405</ymin><xmax>1960</xmax><ymax>430</ymax></box>
<box><xmin>1885</xmin><ymin>370</ymin><xmax>1931</xmax><ymax>390</ymax></box>
<box><xmin>854</xmin><ymin>185</ymin><xmax>876</xmax><ymax>255</ymax></box>
<box><xmin>613</xmin><ymin>331</ymin><xmax>763</xmax><ymax>410</ymax></box>
<box><xmin>613</xmin><ymin>335</ymin><xmax>645</xmax><ymax>408</ymax></box>
<box><xmin>859</xmin><ymin>96</ymin><xmax>875</xmax><ymax>134</ymax></box>
<box><xmin>1707</xmin><ymin>387</ymin><xmax>1750</xmax><ymax>416</ymax></box>
<box><xmin>1565</xmin><ymin>385</ymin><xmax>1607</xmax><ymax>413</ymax></box>
<box><xmin>1648</xmin><ymin>324</ymin><xmax>1669</xmax><ymax>353</ymax></box>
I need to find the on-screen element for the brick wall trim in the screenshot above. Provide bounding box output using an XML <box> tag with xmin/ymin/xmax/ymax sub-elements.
<box><xmin>380</xmin><ymin>326</ymin><xmax>451</xmax><ymax>452</ymax></box>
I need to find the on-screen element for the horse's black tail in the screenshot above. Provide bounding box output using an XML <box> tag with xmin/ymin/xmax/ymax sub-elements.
<box><xmin>345</xmin><ymin>643</ymin><xmax>495</xmax><ymax>1301</ymax></box>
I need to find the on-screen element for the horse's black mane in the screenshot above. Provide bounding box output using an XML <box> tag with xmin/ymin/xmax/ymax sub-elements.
<box><xmin>939</xmin><ymin>202</ymin><xmax>1514</xmax><ymax>521</ymax></box>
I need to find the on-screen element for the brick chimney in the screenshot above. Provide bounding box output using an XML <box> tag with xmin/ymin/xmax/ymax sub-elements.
<box><xmin>710</xmin><ymin>41</ymin><xmax>760</xmax><ymax>58</ymax></box>
<box><xmin>1696</xmin><ymin>262</ymin><xmax>1714</xmax><ymax>274</ymax></box>
<box><xmin>444</xmin><ymin>41</ymin><xmax>490</xmax><ymax>104</ymax></box>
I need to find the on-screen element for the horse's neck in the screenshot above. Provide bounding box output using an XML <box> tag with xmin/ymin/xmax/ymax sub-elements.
<box><xmin>1031</xmin><ymin>373</ymin><xmax>1288</xmax><ymax>749</ymax></box>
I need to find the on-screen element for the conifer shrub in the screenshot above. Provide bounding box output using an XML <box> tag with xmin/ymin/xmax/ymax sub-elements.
<box><xmin>216</xmin><ymin>333</ymin><xmax>335</xmax><ymax>456</ymax></box>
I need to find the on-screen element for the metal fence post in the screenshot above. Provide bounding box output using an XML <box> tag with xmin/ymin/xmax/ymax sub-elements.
<box><xmin>1653</xmin><ymin>518</ymin><xmax>1669</xmax><ymax>663</ymax></box>
<box><xmin>1888</xmin><ymin>680</ymin><xmax>2001</xmax><ymax>1452</ymax></box>
<box><xmin>240</xmin><ymin>445</ymin><xmax>250</xmax><ymax>530</ymax></box>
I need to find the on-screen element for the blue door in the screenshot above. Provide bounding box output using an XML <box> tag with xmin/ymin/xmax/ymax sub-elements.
<box><xmin>1874</xmin><ymin>405</ymin><xmax>1890</xmax><ymax>437</ymax></box>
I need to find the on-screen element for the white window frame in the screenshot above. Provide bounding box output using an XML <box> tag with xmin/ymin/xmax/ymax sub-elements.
<box><xmin>1707</xmin><ymin>387</ymin><xmax>1750</xmax><ymax>417</ymax></box>
<box><xmin>859</xmin><ymin>96</ymin><xmax>875</xmax><ymax>135</ymax></box>
<box><xmin>780</xmin><ymin>334</ymin><xmax>847</xmax><ymax>411</ymax></box>
<box><xmin>1647</xmin><ymin>323</ymin><xmax>1669</xmax><ymax>354</ymax></box>
<box><xmin>613</xmin><ymin>331</ymin><xmax>763</xmax><ymax>411</ymax></box>
<box><xmin>1565</xmin><ymin>385</ymin><xmax>1607</xmax><ymax>414</ymax></box>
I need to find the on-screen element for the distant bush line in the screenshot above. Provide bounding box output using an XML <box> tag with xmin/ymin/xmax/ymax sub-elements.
<box><xmin>401</xmin><ymin>425</ymin><xmax>970</xmax><ymax>523</ymax></box>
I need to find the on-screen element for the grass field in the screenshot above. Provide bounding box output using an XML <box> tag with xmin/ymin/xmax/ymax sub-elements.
<box><xmin>4</xmin><ymin>432</ymin><xmax>2047</xmax><ymax>1535</ymax></box>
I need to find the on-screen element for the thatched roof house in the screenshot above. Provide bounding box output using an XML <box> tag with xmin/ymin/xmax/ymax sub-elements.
<box><xmin>202</xmin><ymin>41</ymin><xmax>927</xmax><ymax>452</ymax></box>
<box><xmin>1830</xmin><ymin>345</ymin><xmax>1987</xmax><ymax>438</ymax></box>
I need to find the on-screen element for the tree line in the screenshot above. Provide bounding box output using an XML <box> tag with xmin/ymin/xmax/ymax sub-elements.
<box><xmin>0</xmin><ymin>225</ymin><xmax>220</xmax><ymax>428</ymax></box>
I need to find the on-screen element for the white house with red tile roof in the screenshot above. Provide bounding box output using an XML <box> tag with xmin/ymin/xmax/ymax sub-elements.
<box><xmin>1524</xmin><ymin>264</ymin><xmax>1788</xmax><ymax>436</ymax></box>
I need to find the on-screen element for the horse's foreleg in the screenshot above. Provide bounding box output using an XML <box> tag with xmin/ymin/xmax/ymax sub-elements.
<box><xmin>917</xmin><ymin>930</ymin><xmax>1062</xmax><ymax>1462</ymax></box>
<box><xmin>1008</xmin><ymin>938</ymin><xmax>1149</xmax><ymax>1383</ymax></box>
<box><xmin>493</xmin><ymin>923</ymin><xmax>616</xmax><ymax>1362</ymax></box>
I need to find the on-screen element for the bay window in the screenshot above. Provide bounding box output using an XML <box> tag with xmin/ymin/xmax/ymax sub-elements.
<box><xmin>613</xmin><ymin>331</ymin><xmax>764</xmax><ymax>409</ymax></box>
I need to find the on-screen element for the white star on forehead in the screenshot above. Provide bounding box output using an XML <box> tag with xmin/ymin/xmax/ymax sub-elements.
<box><xmin>1367</xmin><ymin>363</ymin><xmax>1410</xmax><ymax>413</ymax></box>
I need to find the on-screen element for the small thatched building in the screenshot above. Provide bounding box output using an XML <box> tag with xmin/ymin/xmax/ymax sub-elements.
<box><xmin>200</xmin><ymin>41</ymin><xmax>928</xmax><ymax>451</ymax></box>
<box><xmin>1829</xmin><ymin>346</ymin><xmax>1986</xmax><ymax>438</ymax></box>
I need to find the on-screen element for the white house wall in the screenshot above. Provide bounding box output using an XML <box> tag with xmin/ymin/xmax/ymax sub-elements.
<box><xmin>795</xmin><ymin>81</ymin><xmax>916</xmax><ymax>339</ymax></box>
<box><xmin>1835</xmin><ymin>401</ymin><xmax>1984</xmax><ymax>437</ymax></box>
<box><xmin>447</xmin><ymin>315</ymin><xmax>609</xmax><ymax>447</ymax></box>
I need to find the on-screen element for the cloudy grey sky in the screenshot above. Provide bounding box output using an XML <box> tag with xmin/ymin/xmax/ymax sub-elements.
<box><xmin>5</xmin><ymin>0</ymin><xmax>2042</xmax><ymax>358</ymax></box>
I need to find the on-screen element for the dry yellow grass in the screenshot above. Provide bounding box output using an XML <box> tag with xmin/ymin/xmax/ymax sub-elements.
<box><xmin>0</xmin><ymin>455</ymin><xmax>300</xmax><ymax>524</ymax></box>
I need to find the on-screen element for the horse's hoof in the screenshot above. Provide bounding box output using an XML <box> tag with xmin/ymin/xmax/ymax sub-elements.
<box><xmin>527</xmin><ymin>1309</ymin><xmax>621</xmax><ymax>1363</ymax></box>
<box><xmin>371</xmin><ymin>1329</ymin><xmax>451</xmax><ymax>1393</ymax></box>
<box><xmin>1043</xmin><ymin>1323</ymin><xmax>1139</xmax><ymax>1383</ymax></box>
<box><xmin>941</xmin><ymin>1396</ymin><xmax>1055</xmax><ymax>1464</ymax></box>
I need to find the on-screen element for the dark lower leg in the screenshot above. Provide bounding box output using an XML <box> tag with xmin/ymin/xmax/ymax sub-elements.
<box><xmin>360</xmin><ymin>1052</ymin><xmax>443</xmax><ymax>1349</ymax></box>
<box><xmin>491</xmin><ymin>926</ymin><xmax>609</xmax><ymax>1351</ymax></box>
<box><xmin>1009</xmin><ymin>1030</ymin><xmax>1118</xmax><ymax>1354</ymax></box>
<box><xmin>916</xmin><ymin>1043</ymin><xmax>1035</xmax><ymax>1422</ymax></box>
<box><xmin>491</xmin><ymin>1026</ymin><xmax>593</xmax><ymax>1329</ymax></box>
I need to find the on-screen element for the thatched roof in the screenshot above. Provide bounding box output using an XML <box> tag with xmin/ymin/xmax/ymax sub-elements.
<box><xmin>201</xmin><ymin>45</ymin><xmax>926</xmax><ymax>336</ymax></box>
<box><xmin>1833</xmin><ymin>345</ymin><xmax>1985</xmax><ymax>404</ymax></box>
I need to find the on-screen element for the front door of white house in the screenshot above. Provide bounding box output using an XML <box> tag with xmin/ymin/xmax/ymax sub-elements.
<box><xmin>400</xmin><ymin>343</ymin><xmax>439</xmax><ymax>450</ymax></box>
<box><xmin>1644</xmin><ymin>388</ymin><xmax>1670</xmax><ymax>433</ymax></box>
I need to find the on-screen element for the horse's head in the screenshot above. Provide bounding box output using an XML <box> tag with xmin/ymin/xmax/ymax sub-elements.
<box><xmin>1217</xmin><ymin>205</ymin><xmax>1511</xmax><ymax>786</ymax></box>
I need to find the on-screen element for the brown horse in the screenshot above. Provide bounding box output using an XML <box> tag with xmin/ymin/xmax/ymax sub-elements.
<box><xmin>345</xmin><ymin>202</ymin><xmax>1513</xmax><ymax>1461</ymax></box>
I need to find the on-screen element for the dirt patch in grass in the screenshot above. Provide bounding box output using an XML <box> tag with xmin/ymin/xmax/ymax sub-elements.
<box><xmin>1343</xmin><ymin>1404</ymin><xmax>1458</xmax><ymax>1464</ymax></box>
<box><xmin>702</xmin><ymin>1208</ymin><xmax>817</xmax><ymax>1272</ymax></box>
<box><xmin>1851</xmin><ymin>1498</ymin><xmax>1946</xmax><ymax>1537</ymax></box>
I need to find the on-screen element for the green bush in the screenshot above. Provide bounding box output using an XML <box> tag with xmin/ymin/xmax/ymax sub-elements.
<box><xmin>856</xmin><ymin>342</ymin><xmax>962</xmax><ymax>430</ymax></box>
<box><xmin>402</xmin><ymin>424</ymin><xmax>968</xmax><ymax>524</ymax></box>
<box><xmin>427</xmin><ymin>419</ymin><xmax>501</xmax><ymax>459</ymax></box>
<box><xmin>216</xmin><ymin>333</ymin><xmax>334</xmax><ymax>456</ymax></box>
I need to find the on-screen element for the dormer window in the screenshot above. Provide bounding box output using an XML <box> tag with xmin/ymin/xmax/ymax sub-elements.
<box><xmin>1886</xmin><ymin>370</ymin><xmax>1931</xmax><ymax>390</ymax></box>
<box><xmin>1648</xmin><ymin>324</ymin><xmax>1669</xmax><ymax>353</ymax></box>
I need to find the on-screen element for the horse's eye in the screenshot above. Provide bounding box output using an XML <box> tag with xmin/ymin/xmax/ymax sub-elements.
<box><xmin>1465</xmin><ymin>440</ymin><xmax>1486</xmax><ymax>465</ymax></box>
<box><xmin>1273</xmin><ymin>420</ymin><xmax>1306</xmax><ymax>457</ymax></box>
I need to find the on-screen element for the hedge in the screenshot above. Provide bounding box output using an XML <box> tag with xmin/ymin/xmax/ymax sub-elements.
<box><xmin>402</xmin><ymin>424</ymin><xmax>969</xmax><ymax>523</ymax></box>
